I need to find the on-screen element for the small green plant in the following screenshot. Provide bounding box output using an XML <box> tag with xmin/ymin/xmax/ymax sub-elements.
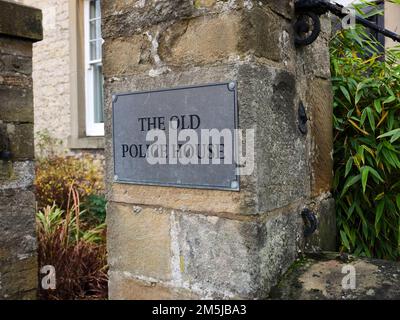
<box><xmin>81</xmin><ymin>194</ymin><xmax>107</xmax><ymax>225</ymax></box>
<box><xmin>331</xmin><ymin>22</ymin><xmax>400</xmax><ymax>260</ymax></box>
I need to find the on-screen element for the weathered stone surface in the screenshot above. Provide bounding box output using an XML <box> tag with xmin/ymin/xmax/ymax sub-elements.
<box><xmin>0</xmin><ymin>189</ymin><xmax>37</xmax><ymax>300</ymax></box>
<box><xmin>0</xmin><ymin>36</ymin><xmax>32</xmax><ymax>57</ymax></box>
<box><xmin>7</xmin><ymin>123</ymin><xmax>35</xmax><ymax>160</ymax></box>
<box><xmin>109</xmin><ymin>271</ymin><xmax>199</xmax><ymax>300</ymax></box>
<box><xmin>0</xmin><ymin>52</ymin><xmax>32</xmax><ymax>76</ymax></box>
<box><xmin>0</xmin><ymin>73</ymin><xmax>32</xmax><ymax>88</ymax></box>
<box><xmin>103</xmin><ymin>35</ymin><xmax>152</xmax><ymax>77</ymax></box>
<box><xmin>307</xmin><ymin>79</ymin><xmax>333</xmax><ymax>197</ymax></box>
<box><xmin>107</xmin><ymin>202</ymin><xmax>172</xmax><ymax>281</ymax></box>
<box><xmin>0</xmin><ymin>161</ymin><xmax>35</xmax><ymax>190</ymax></box>
<box><xmin>107</xmin><ymin>206</ymin><xmax>304</xmax><ymax>299</ymax></box>
<box><xmin>270</xmin><ymin>252</ymin><xmax>400</xmax><ymax>300</ymax></box>
<box><xmin>305</xmin><ymin>197</ymin><xmax>336</xmax><ymax>252</ymax></box>
<box><xmin>0</xmin><ymin>189</ymin><xmax>36</xmax><ymax>253</ymax></box>
<box><xmin>103</xmin><ymin>6</ymin><xmax>293</xmax><ymax>78</ymax></box>
<box><xmin>296</xmin><ymin>15</ymin><xmax>332</xmax><ymax>80</ymax></box>
<box><xmin>160</xmin><ymin>7</ymin><xmax>289</xmax><ymax>66</ymax></box>
<box><xmin>260</xmin><ymin>0</ymin><xmax>294</xmax><ymax>19</ymax></box>
<box><xmin>239</xmin><ymin>7</ymin><xmax>290</xmax><ymax>62</ymax></box>
<box><xmin>102</xmin><ymin>0</ymin><xmax>193</xmax><ymax>38</ymax></box>
<box><xmin>0</xmin><ymin>256</ymin><xmax>37</xmax><ymax>300</ymax></box>
<box><xmin>160</xmin><ymin>13</ymin><xmax>242</xmax><ymax>67</ymax></box>
<box><xmin>0</xmin><ymin>2</ymin><xmax>39</xmax><ymax>299</ymax></box>
<box><xmin>0</xmin><ymin>1</ymin><xmax>43</xmax><ymax>41</ymax></box>
<box><xmin>110</xmin><ymin>184</ymin><xmax>242</xmax><ymax>216</ymax></box>
<box><xmin>238</xmin><ymin>64</ymin><xmax>308</xmax><ymax>212</ymax></box>
<box><xmin>0</xmin><ymin>87</ymin><xmax>33</xmax><ymax>123</ymax></box>
<box><xmin>173</xmin><ymin>209</ymin><xmax>304</xmax><ymax>299</ymax></box>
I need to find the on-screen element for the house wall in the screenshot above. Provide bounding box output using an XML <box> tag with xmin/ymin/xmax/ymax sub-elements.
<box><xmin>16</xmin><ymin>0</ymin><xmax>104</xmax><ymax>155</ymax></box>
<box><xmin>16</xmin><ymin>0</ymin><xmax>71</xmax><ymax>154</ymax></box>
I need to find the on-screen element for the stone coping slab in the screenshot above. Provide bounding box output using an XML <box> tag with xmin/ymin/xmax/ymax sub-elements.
<box><xmin>0</xmin><ymin>0</ymin><xmax>42</xmax><ymax>41</ymax></box>
<box><xmin>270</xmin><ymin>252</ymin><xmax>400</xmax><ymax>300</ymax></box>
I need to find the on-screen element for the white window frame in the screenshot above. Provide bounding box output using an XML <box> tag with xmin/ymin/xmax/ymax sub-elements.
<box><xmin>84</xmin><ymin>0</ymin><xmax>104</xmax><ymax>137</ymax></box>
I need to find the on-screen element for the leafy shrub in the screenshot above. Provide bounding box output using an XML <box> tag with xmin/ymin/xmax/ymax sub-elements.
<box><xmin>331</xmin><ymin>24</ymin><xmax>400</xmax><ymax>260</ymax></box>
<box><xmin>35</xmin><ymin>154</ymin><xmax>104</xmax><ymax>211</ymax></box>
<box><xmin>37</xmin><ymin>185</ymin><xmax>108</xmax><ymax>300</ymax></box>
<box><xmin>81</xmin><ymin>194</ymin><xmax>107</xmax><ymax>225</ymax></box>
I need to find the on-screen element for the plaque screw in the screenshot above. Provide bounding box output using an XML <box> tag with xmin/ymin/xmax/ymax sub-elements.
<box><xmin>112</xmin><ymin>95</ymin><xmax>118</xmax><ymax>103</ymax></box>
<box><xmin>228</xmin><ymin>82</ymin><xmax>236</xmax><ymax>91</ymax></box>
<box><xmin>114</xmin><ymin>175</ymin><xmax>119</xmax><ymax>181</ymax></box>
<box><xmin>231</xmin><ymin>181</ymin><xmax>239</xmax><ymax>189</ymax></box>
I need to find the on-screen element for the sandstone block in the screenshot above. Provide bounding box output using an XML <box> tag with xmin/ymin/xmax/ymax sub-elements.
<box><xmin>0</xmin><ymin>86</ymin><xmax>33</xmax><ymax>123</ymax></box>
<box><xmin>307</xmin><ymin>79</ymin><xmax>333</xmax><ymax>197</ymax></box>
<box><xmin>107</xmin><ymin>202</ymin><xmax>172</xmax><ymax>281</ymax></box>
<box><xmin>109</xmin><ymin>272</ymin><xmax>199</xmax><ymax>300</ymax></box>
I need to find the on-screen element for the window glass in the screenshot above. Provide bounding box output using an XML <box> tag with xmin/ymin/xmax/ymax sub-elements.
<box><xmin>85</xmin><ymin>0</ymin><xmax>104</xmax><ymax>136</ymax></box>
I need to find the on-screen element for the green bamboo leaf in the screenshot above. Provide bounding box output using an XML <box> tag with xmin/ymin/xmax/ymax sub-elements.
<box><xmin>375</xmin><ymin>200</ymin><xmax>385</xmax><ymax>236</ymax></box>
<box><xmin>361</xmin><ymin>166</ymin><xmax>369</xmax><ymax>193</ymax></box>
<box><xmin>367</xmin><ymin>166</ymin><xmax>384</xmax><ymax>183</ymax></box>
<box><xmin>374</xmin><ymin>192</ymin><xmax>384</xmax><ymax>201</ymax></box>
<box><xmin>341</xmin><ymin>174</ymin><xmax>361</xmax><ymax>198</ymax></box>
<box><xmin>378</xmin><ymin>128</ymin><xmax>400</xmax><ymax>139</ymax></box>
<box><xmin>355</xmin><ymin>90</ymin><xmax>363</xmax><ymax>105</ymax></box>
<box><xmin>345</xmin><ymin>157</ymin><xmax>354</xmax><ymax>177</ymax></box>
<box><xmin>366</xmin><ymin>107</ymin><xmax>375</xmax><ymax>131</ymax></box>
<box><xmin>383</xmin><ymin>95</ymin><xmax>396</xmax><ymax>105</ymax></box>
<box><xmin>340</xmin><ymin>86</ymin><xmax>352</xmax><ymax>104</ymax></box>
<box><xmin>396</xmin><ymin>194</ymin><xmax>400</xmax><ymax>211</ymax></box>
<box><xmin>360</xmin><ymin>108</ymin><xmax>367</xmax><ymax>126</ymax></box>
<box><xmin>340</xmin><ymin>230</ymin><xmax>351</xmax><ymax>251</ymax></box>
<box><xmin>374</xmin><ymin>99</ymin><xmax>382</xmax><ymax>113</ymax></box>
<box><xmin>390</xmin><ymin>131</ymin><xmax>400</xmax><ymax>143</ymax></box>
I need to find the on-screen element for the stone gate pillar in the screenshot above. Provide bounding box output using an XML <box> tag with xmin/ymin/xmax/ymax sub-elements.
<box><xmin>103</xmin><ymin>0</ymin><xmax>335</xmax><ymax>299</ymax></box>
<box><xmin>0</xmin><ymin>1</ymin><xmax>42</xmax><ymax>300</ymax></box>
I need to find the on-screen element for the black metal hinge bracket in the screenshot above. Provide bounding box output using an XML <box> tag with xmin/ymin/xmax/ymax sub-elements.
<box><xmin>294</xmin><ymin>0</ymin><xmax>400</xmax><ymax>46</ymax></box>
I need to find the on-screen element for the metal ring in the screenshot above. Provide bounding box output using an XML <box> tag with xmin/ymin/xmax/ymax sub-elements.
<box><xmin>294</xmin><ymin>12</ymin><xmax>321</xmax><ymax>46</ymax></box>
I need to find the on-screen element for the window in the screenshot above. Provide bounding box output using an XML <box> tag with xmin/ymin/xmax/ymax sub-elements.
<box><xmin>84</xmin><ymin>0</ymin><xmax>104</xmax><ymax>136</ymax></box>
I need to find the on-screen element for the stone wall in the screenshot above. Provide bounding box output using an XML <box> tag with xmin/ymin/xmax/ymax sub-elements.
<box><xmin>103</xmin><ymin>0</ymin><xmax>336</xmax><ymax>299</ymax></box>
<box><xmin>296</xmin><ymin>15</ymin><xmax>337</xmax><ymax>253</ymax></box>
<box><xmin>0</xmin><ymin>0</ymin><xmax>42</xmax><ymax>299</ymax></box>
<box><xmin>15</xmin><ymin>0</ymin><xmax>70</xmax><ymax>154</ymax></box>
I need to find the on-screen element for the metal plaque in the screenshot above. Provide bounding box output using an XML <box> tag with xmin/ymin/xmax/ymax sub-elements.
<box><xmin>112</xmin><ymin>82</ymin><xmax>239</xmax><ymax>190</ymax></box>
